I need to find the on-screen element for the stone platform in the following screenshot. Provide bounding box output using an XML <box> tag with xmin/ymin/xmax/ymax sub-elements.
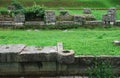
<box><xmin>0</xmin><ymin>43</ymin><xmax>119</xmax><ymax>77</ymax></box>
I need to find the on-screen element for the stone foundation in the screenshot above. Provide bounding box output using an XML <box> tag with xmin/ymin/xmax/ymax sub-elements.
<box><xmin>0</xmin><ymin>43</ymin><xmax>119</xmax><ymax>77</ymax></box>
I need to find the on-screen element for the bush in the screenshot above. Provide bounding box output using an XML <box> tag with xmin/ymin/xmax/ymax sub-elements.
<box><xmin>88</xmin><ymin>59</ymin><xmax>115</xmax><ymax>78</ymax></box>
<box><xmin>11</xmin><ymin>0</ymin><xmax>24</xmax><ymax>10</ymax></box>
<box><xmin>24</xmin><ymin>5</ymin><xmax>45</xmax><ymax>21</ymax></box>
<box><xmin>0</xmin><ymin>8</ymin><xmax>9</xmax><ymax>15</ymax></box>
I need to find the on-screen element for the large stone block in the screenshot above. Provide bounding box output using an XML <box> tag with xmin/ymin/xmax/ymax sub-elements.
<box><xmin>108</xmin><ymin>8</ymin><xmax>116</xmax><ymax>15</ymax></box>
<box><xmin>19</xmin><ymin>46</ymin><xmax>58</xmax><ymax>62</ymax></box>
<box><xmin>83</xmin><ymin>8</ymin><xmax>92</xmax><ymax>14</ymax></box>
<box><xmin>44</xmin><ymin>10</ymin><xmax>56</xmax><ymax>25</ymax></box>
<box><xmin>0</xmin><ymin>44</ymin><xmax>26</xmax><ymax>62</ymax></box>
<box><xmin>57</xmin><ymin>10</ymin><xmax>73</xmax><ymax>21</ymax></box>
<box><xmin>56</xmin><ymin>21</ymin><xmax>75</xmax><ymax>26</ymax></box>
<box><xmin>0</xmin><ymin>63</ymin><xmax>20</xmax><ymax>74</ymax></box>
<box><xmin>86</xmin><ymin>21</ymin><xmax>103</xmax><ymax>26</ymax></box>
<box><xmin>57</xmin><ymin>50</ymin><xmax>75</xmax><ymax>64</ymax></box>
<box><xmin>25</xmin><ymin>21</ymin><xmax>45</xmax><ymax>26</ymax></box>
<box><xmin>73</xmin><ymin>15</ymin><xmax>86</xmax><ymax>25</ymax></box>
<box><xmin>14</xmin><ymin>13</ymin><xmax>25</xmax><ymax>23</ymax></box>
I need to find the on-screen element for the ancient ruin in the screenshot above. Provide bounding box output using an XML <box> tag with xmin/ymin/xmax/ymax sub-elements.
<box><xmin>0</xmin><ymin>8</ymin><xmax>119</xmax><ymax>27</ymax></box>
<box><xmin>0</xmin><ymin>42</ymin><xmax>119</xmax><ymax>77</ymax></box>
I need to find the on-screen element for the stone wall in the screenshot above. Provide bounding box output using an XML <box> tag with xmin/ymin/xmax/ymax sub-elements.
<box><xmin>0</xmin><ymin>43</ymin><xmax>119</xmax><ymax>77</ymax></box>
<box><xmin>0</xmin><ymin>8</ymin><xmax>120</xmax><ymax>27</ymax></box>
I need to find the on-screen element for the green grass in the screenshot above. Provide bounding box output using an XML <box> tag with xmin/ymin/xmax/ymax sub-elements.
<box><xmin>0</xmin><ymin>27</ymin><xmax>120</xmax><ymax>55</ymax></box>
<box><xmin>0</xmin><ymin>0</ymin><xmax>120</xmax><ymax>9</ymax></box>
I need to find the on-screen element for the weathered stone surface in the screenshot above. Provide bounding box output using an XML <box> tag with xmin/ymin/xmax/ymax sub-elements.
<box><xmin>0</xmin><ymin>63</ymin><xmax>20</xmax><ymax>74</ymax></box>
<box><xmin>80</xmin><ymin>14</ymin><xmax>96</xmax><ymax>21</ymax></box>
<box><xmin>57</xmin><ymin>10</ymin><xmax>73</xmax><ymax>21</ymax></box>
<box><xmin>58</xmin><ymin>50</ymin><xmax>75</xmax><ymax>64</ymax></box>
<box><xmin>20</xmin><ymin>46</ymin><xmax>58</xmax><ymax>62</ymax></box>
<box><xmin>102</xmin><ymin>8</ymin><xmax>116</xmax><ymax>25</ymax></box>
<box><xmin>0</xmin><ymin>21</ymin><xmax>14</xmax><ymax>26</ymax></box>
<box><xmin>0</xmin><ymin>44</ymin><xmax>26</xmax><ymax>62</ymax></box>
<box><xmin>40</xmin><ymin>62</ymin><xmax>56</xmax><ymax>71</ymax></box>
<box><xmin>113</xmin><ymin>40</ymin><xmax>120</xmax><ymax>46</ymax></box>
<box><xmin>108</xmin><ymin>8</ymin><xmax>116</xmax><ymax>16</ymax></box>
<box><xmin>8</xmin><ymin>5</ymin><xmax>16</xmax><ymax>11</ymax></box>
<box><xmin>86</xmin><ymin>20</ymin><xmax>103</xmax><ymax>26</ymax></box>
<box><xmin>115</xmin><ymin>20</ymin><xmax>120</xmax><ymax>26</ymax></box>
<box><xmin>14</xmin><ymin>13</ymin><xmax>25</xmax><ymax>23</ymax></box>
<box><xmin>25</xmin><ymin>21</ymin><xmax>45</xmax><ymax>26</ymax></box>
<box><xmin>102</xmin><ymin>14</ymin><xmax>114</xmax><ymax>25</ymax></box>
<box><xmin>83</xmin><ymin>8</ymin><xmax>92</xmax><ymax>14</ymax></box>
<box><xmin>56</xmin><ymin>21</ymin><xmax>75</xmax><ymax>25</ymax></box>
<box><xmin>44</xmin><ymin>10</ymin><xmax>56</xmax><ymax>25</ymax></box>
<box><xmin>74</xmin><ymin>15</ymin><xmax>86</xmax><ymax>25</ymax></box>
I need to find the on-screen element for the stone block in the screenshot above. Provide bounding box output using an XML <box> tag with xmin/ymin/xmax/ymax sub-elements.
<box><xmin>44</xmin><ymin>10</ymin><xmax>56</xmax><ymax>25</ymax></box>
<box><xmin>20</xmin><ymin>63</ymin><xmax>40</xmax><ymax>73</ymax></box>
<box><xmin>0</xmin><ymin>21</ymin><xmax>14</xmax><ymax>26</ymax></box>
<box><xmin>14</xmin><ymin>13</ymin><xmax>25</xmax><ymax>23</ymax></box>
<box><xmin>108</xmin><ymin>8</ymin><xmax>116</xmax><ymax>15</ymax></box>
<box><xmin>113</xmin><ymin>40</ymin><xmax>120</xmax><ymax>46</ymax></box>
<box><xmin>102</xmin><ymin>14</ymin><xmax>116</xmax><ymax>25</ymax></box>
<box><xmin>57</xmin><ymin>50</ymin><xmax>75</xmax><ymax>64</ymax></box>
<box><xmin>83</xmin><ymin>8</ymin><xmax>92</xmax><ymax>14</ymax></box>
<box><xmin>115</xmin><ymin>20</ymin><xmax>120</xmax><ymax>26</ymax></box>
<box><xmin>86</xmin><ymin>20</ymin><xmax>103</xmax><ymax>26</ymax></box>
<box><xmin>74</xmin><ymin>15</ymin><xmax>86</xmax><ymax>25</ymax></box>
<box><xmin>8</xmin><ymin>5</ymin><xmax>16</xmax><ymax>11</ymax></box>
<box><xmin>0</xmin><ymin>63</ymin><xmax>20</xmax><ymax>74</ymax></box>
<box><xmin>57</xmin><ymin>10</ymin><xmax>73</xmax><ymax>21</ymax></box>
<box><xmin>56</xmin><ymin>21</ymin><xmax>75</xmax><ymax>25</ymax></box>
<box><xmin>40</xmin><ymin>62</ymin><xmax>56</xmax><ymax>71</ymax></box>
<box><xmin>19</xmin><ymin>46</ymin><xmax>58</xmax><ymax>62</ymax></box>
<box><xmin>0</xmin><ymin>44</ymin><xmax>26</xmax><ymax>62</ymax></box>
<box><xmin>25</xmin><ymin>21</ymin><xmax>45</xmax><ymax>26</ymax></box>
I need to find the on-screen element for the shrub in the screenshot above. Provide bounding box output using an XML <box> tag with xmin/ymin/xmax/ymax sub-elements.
<box><xmin>0</xmin><ymin>8</ymin><xmax>9</xmax><ymax>15</ymax></box>
<box><xmin>24</xmin><ymin>5</ymin><xmax>45</xmax><ymax>21</ymax></box>
<box><xmin>11</xmin><ymin>0</ymin><xmax>24</xmax><ymax>10</ymax></box>
<box><xmin>88</xmin><ymin>59</ymin><xmax>115</xmax><ymax>78</ymax></box>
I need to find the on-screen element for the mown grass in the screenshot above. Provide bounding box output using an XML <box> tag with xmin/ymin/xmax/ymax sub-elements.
<box><xmin>0</xmin><ymin>27</ymin><xmax>120</xmax><ymax>55</ymax></box>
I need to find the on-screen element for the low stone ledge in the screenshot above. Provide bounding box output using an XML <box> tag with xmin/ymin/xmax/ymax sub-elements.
<box><xmin>56</xmin><ymin>21</ymin><xmax>75</xmax><ymax>25</ymax></box>
<box><xmin>86</xmin><ymin>20</ymin><xmax>103</xmax><ymax>26</ymax></box>
<box><xmin>25</xmin><ymin>21</ymin><xmax>45</xmax><ymax>26</ymax></box>
<box><xmin>19</xmin><ymin>46</ymin><xmax>58</xmax><ymax>62</ymax></box>
<box><xmin>0</xmin><ymin>21</ymin><xmax>14</xmax><ymax>26</ymax></box>
<box><xmin>0</xmin><ymin>43</ymin><xmax>74</xmax><ymax>63</ymax></box>
<box><xmin>75</xmin><ymin>55</ymin><xmax>120</xmax><ymax>66</ymax></box>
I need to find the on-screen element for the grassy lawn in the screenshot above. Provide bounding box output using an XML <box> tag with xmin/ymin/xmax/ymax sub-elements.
<box><xmin>0</xmin><ymin>27</ymin><xmax>120</xmax><ymax>55</ymax></box>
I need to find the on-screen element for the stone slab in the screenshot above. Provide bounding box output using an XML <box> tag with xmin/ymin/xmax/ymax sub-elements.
<box><xmin>0</xmin><ymin>44</ymin><xmax>26</xmax><ymax>62</ymax></box>
<box><xmin>19</xmin><ymin>46</ymin><xmax>58</xmax><ymax>62</ymax></box>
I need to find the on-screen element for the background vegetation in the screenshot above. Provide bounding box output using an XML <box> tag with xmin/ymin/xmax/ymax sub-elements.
<box><xmin>0</xmin><ymin>0</ymin><xmax>120</xmax><ymax>9</ymax></box>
